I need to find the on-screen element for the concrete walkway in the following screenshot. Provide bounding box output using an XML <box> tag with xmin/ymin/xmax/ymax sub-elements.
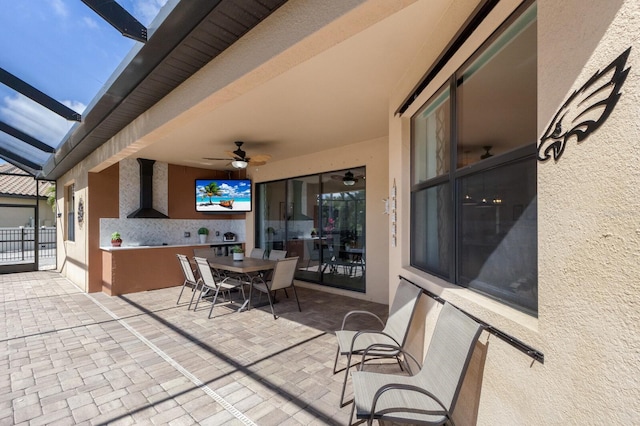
<box><xmin>0</xmin><ymin>271</ymin><xmax>390</xmax><ymax>425</ymax></box>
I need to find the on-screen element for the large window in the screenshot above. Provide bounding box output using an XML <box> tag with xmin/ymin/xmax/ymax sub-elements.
<box><xmin>411</xmin><ymin>2</ymin><xmax>537</xmax><ymax>315</ymax></box>
<box><xmin>256</xmin><ymin>167</ymin><xmax>366</xmax><ymax>292</ymax></box>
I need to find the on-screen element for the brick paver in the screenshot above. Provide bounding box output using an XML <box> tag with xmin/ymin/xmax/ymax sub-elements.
<box><xmin>0</xmin><ymin>271</ymin><xmax>390</xmax><ymax>424</ymax></box>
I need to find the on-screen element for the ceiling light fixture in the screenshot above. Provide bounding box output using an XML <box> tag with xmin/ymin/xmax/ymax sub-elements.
<box><xmin>231</xmin><ymin>160</ymin><xmax>248</xmax><ymax>169</ymax></box>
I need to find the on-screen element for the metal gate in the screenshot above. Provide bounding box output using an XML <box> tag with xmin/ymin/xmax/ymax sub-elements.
<box><xmin>0</xmin><ymin>205</ymin><xmax>57</xmax><ymax>273</ymax></box>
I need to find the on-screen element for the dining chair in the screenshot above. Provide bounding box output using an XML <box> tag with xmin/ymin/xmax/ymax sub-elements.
<box><xmin>268</xmin><ymin>249</ymin><xmax>287</xmax><ymax>260</ymax></box>
<box><xmin>249</xmin><ymin>257</ymin><xmax>300</xmax><ymax>319</ymax></box>
<box><xmin>193</xmin><ymin>247</ymin><xmax>217</xmax><ymax>258</ymax></box>
<box><xmin>249</xmin><ymin>248</ymin><xmax>265</xmax><ymax>259</ymax></box>
<box><xmin>176</xmin><ymin>254</ymin><xmax>202</xmax><ymax>309</ymax></box>
<box><xmin>304</xmin><ymin>239</ymin><xmax>321</xmax><ymax>271</ymax></box>
<box><xmin>265</xmin><ymin>249</ymin><xmax>289</xmax><ymax>294</ymax></box>
<box><xmin>334</xmin><ymin>278</ymin><xmax>423</xmax><ymax>407</ymax></box>
<box><xmin>349</xmin><ymin>246</ymin><xmax>365</xmax><ymax>278</ymax></box>
<box><xmin>350</xmin><ymin>302</ymin><xmax>484</xmax><ymax>426</ymax></box>
<box><xmin>193</xmin><ymin>257</ymin><xmax>245</xmax><ymax>319</ymax></box>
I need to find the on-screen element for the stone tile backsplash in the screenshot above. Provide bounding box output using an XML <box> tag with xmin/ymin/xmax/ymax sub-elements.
<box><xmin>100</xmin><ymin>218</ymin><xmax>245</xmax><ymax>247</ymax></box>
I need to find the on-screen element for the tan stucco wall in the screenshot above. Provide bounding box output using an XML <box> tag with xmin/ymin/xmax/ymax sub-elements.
<box><xmin>56</xmin><ymin>165</ymin><xmax>89</xmax><ymax>292</ymax></box>
<box><xmin>389</xmin><ymin>0</ymin><xmax>640</xmax><ymax>424</ymax></box>
<box><xmin>250</xmin><ymin>137</ymin><xmax>389</xmax><ymax>304</ymax></box>
<box><xmin>534</xmin><ymin>0</ymin><xmax>639</xmax><ymax>423</ymax></box>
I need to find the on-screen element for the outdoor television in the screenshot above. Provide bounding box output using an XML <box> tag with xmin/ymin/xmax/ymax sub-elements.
<box><xmin>195</xmin><ymin>179</ymin><xmax>252</xmax><ymax>213</ymax></box>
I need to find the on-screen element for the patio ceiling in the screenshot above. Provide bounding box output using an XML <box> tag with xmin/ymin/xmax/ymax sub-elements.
<box><xmin>124</xmin><ymin>0</ymin><xmax>457</xmax><ymax>171</ymax></box>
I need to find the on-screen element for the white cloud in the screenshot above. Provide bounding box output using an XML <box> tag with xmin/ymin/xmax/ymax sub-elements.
<box><xmin>134</xmin><ymin>0</ymin><xmax>168</xmax><ymax>25</ymax></box>
<box><xmin>0</xmin><ymin>94</ymin><xmax>86</xmax><ymax>146</ymax></box>
<box><xmin>50</xmin><ymin>0</ymin><xmax>68</xmax><ymax>17</ymax></box>
<box><xmin>83</xmin><ymin>16</ymin><xmax>99</xmax><ymax>29</ymax></box>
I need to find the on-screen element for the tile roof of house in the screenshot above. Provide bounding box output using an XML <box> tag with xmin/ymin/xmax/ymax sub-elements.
<box><xmin>0</xmin><ymin>164</ymin><xmax>53</xmax><ymax>197</ymax></box>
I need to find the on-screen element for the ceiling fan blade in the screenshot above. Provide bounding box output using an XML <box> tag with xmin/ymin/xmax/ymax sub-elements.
<box><xmin>207</xmin><ymin>141</ymin><xmax>271</xmax><ymax>166</ymax></box>
<box><xmin>248</xmin><ymin>154</ymin><xmax>271</xmax><ymax>163</ymax></box>
<box><xmin>203</xmin><ymin>157</ymin><xmax>231</xmax><ymax>161</ymax></box>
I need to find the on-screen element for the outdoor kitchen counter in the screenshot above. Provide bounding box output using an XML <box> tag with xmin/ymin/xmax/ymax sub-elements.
<box><xmin>99</xmin><ymin>242</ymin><xmax>244</xmax><ymax>296</ymax></box>
<box><xmin>100</xmin><ymin>242</ymin><xmax>242</xmax><ymax>251</ymax></box>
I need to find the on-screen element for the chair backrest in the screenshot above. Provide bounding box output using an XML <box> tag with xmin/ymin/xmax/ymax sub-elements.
<box><xmin>305</xmin><ymin>239</ymin><xmax>320</xmax><ymax>260</ymax></box>
<box><xmin>177</xmin><ymin>254</ymin><xmax>197</xmax><ymax>283</ymax></box>
<box><xmin>249</xmin><ymin>248</ymin><xmax>265</xmax><ymax>259</ymax></box>
<box><xmin>417</xmin><ymin>302</ymin><xmax>483</xmax><ymax>412</ymax></box>
<box><xmin>268</xmin><ymin>257</ymin><xmax>298</xmax><ymax>291</ymax></box>
<box><xmin>268</xmin><ymin>249</ymin><xmax>287</xmax><ymax>260</ymax></box>
<box><xmin>194</xmin><ymin>257</ymin><xmax>219</xmax><ymax>288</ymax></box>
<box><xmin>381</xmin><ymin>279</ymin><xmax>423</xmax><ymax>346</ymax></box>
<box><xmin>193</xmin><ymin>248</ymin><xmax>217</xmax><ymax>258</ymax></box>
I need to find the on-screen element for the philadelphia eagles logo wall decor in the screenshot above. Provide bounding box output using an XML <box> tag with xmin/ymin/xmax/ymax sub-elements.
<box><xmin>537</xmin><ymin>47</ymin><xmax>631</xmax><ymax>161</ymax></box>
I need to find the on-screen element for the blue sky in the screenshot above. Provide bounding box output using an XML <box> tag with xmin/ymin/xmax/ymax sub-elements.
<box><xmin>0</xmin><ymin>0</ymin><xmax>168</xmax><ymax>159</ymax></box>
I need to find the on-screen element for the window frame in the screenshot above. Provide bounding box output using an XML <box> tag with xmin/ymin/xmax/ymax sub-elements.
<box><xmin>410</xmin><ymin>0</ymin><xmax>537</xmax><ymax>314</ymax></box>
<box><xmin>65</xmin><ymin>183</ymin><xmax>75</xmax><ymax>242</ymax></box>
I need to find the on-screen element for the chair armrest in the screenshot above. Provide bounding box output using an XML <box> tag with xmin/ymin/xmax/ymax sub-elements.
<box><xmin>359</xmin><ymin>343</ymin><xmax>421</xmax><ymax>375</ymax></box>
<box><xmin>369</xmin><ymin>383</ymin><xmax>451</xmax><ymax>424</ymax></box>
<box><xmin>219</xmin><ymin>277</ymin><xmax>245</xmax><ymax>289</ymax></box>
<box><xmin>341</xmin><ymin>310</ymin><xmax>385</xmax><ymax>330</ymax></box>
<box><xmin>250</xmin><ymin>275</ymin><xmax>266</xmax><ymax>285</ymax></box>
<box><xmin>349</xmin><ymin>330</ymin><xmax>401</xmax><ymax>354</ymax></box>
<box><xmin>250</xmin><ymin>275</ymin><xmax>271</xmax><ymax>292</ymax></box>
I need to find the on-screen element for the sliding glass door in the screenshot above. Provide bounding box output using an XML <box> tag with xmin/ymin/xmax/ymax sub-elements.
<box><xmin>255</xmin><ymin>167</ymin><xmax>366</xmax><ymax>292</ymax></box>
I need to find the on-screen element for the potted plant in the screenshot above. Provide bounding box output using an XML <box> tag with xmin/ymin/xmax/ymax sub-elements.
<box><xmin>111</xmin><ymin>232</ymin><xmax>122</xmax><ymax>247</ymax></box>
<box><xmin>310</xmin><ymin>228</ymin><xmax>317</xmax><ymax>237</ymax></box>
<box><xmin>197</xmin><ymin>227</ymin><xmax>209</xmax><ymax>244</ymax></box>
<box><xmin>231</xmin><ymin>245</ymin><xmax>244</xmax><ymax>261</ymax></box>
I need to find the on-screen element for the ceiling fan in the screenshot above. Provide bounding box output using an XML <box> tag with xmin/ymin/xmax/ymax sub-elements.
<box><xmin>203</xmin><ymin>141</ymin><xmax>271</xmax><ymax>169</ymax></box>
<box><xmin>480</xmin><ymin>145</ymin><xmax>493</xmax><ymax>159</ymax></box>
<box><xmin>331</xmin><ymin>170</ymin><xmax>365</xmax><ymax>186</ymax></box>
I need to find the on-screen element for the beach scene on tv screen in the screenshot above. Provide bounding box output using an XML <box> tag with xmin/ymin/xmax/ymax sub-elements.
<box><xmin>196</xmin><ymin>180</ymin><xmax>251</xmax><ymax>212</ymax></box>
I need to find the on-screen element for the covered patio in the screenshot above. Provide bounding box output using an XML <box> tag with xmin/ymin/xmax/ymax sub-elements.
<box><xmin>0</xmin><ymin>270</ymin><xmax>390</xmax><ymax>425</ymax></box>
<box><xmin>2</xmin><ymin>0</ymin><xmax>639</xmax><ymax>424</ymax></box>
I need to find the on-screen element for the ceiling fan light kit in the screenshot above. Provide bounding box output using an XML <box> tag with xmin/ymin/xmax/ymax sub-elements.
<box><xmin>231</xmin><ymin>160</ymin><xmax>248</xmax><ymax>169</ymax></box>
<box><xmin>343</xmin><ymin>170</ymin><xmax>356</xmax><ymax>186</ymax></box>
<box><xmin>330</xmin><ymin>169</ymin><xmax>365</xmax><ymax>185</ymax></box>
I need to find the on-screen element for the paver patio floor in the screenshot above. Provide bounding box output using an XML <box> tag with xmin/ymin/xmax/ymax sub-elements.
<box><xmin>0</xmin><ymin>271</ymin><xmax>391</xmax><ymax>425</ymax></box>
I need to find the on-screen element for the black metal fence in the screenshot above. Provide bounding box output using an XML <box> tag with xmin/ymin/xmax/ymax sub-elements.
<box><xmin>0</xmin><ymin>227</ymin><xmax>56</xmax><ymax>265</ymax></box>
